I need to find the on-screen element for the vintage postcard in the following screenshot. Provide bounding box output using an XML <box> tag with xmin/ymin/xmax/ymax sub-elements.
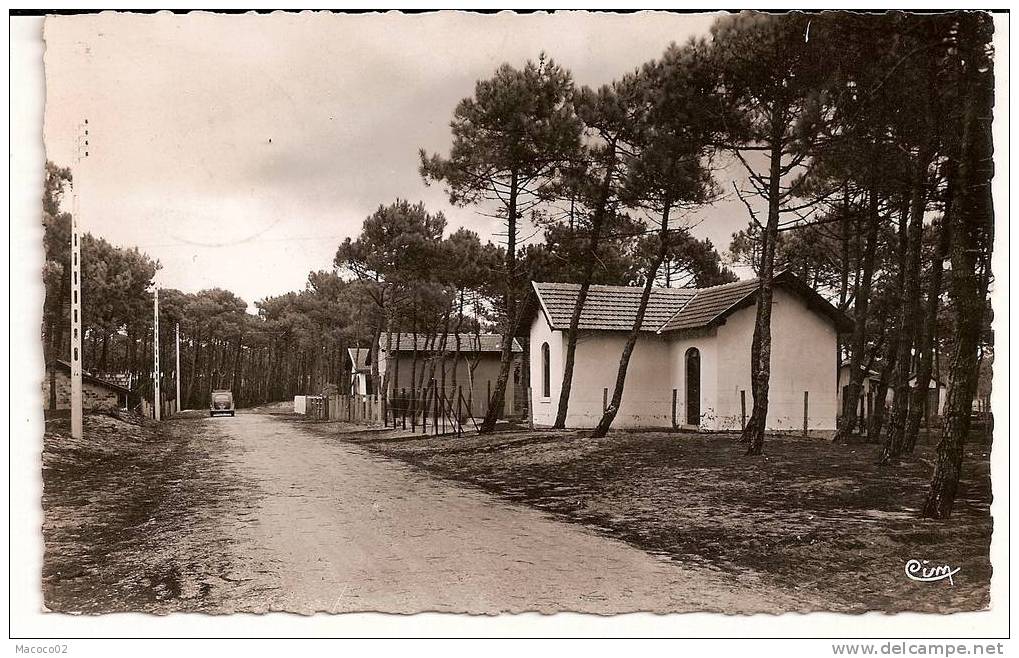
<box><xmin>15</xmin><ymin>7</ymin><xmax>1006</xmax><ymax>641</ymax></box>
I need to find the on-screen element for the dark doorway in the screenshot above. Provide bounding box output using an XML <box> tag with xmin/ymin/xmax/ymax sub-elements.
<box><xmin>540</xmin><ymin>342</ymin><xmax>550</xmax><ymax>398</ymax></box>
<box><xmin>685</xmin><ymin>347</ymin><xmax>700</xmax><ymax>426</ymax></box>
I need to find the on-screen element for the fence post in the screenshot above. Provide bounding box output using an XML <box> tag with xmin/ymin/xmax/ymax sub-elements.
<box><xmin>486</xmin><ymin>380</ymin><xmax>491</xmax><ymax>417</ymax></box>
<box><xmin>527</xmin><ymin>385</ymin><xmax>534</xmax><ymax>431</ymax></box>
<box><xmin>457</xmin><ymin>388</ymin><xmax>464</xmax><ymax>437</ymax></box>
<box><xmin>671</xmin><ymin>389</ymin><xmax>677</xmax><ymax>429</ymax></box>
<box><xmin>433</xmin><ymin>383</ymin><xmax>439</xmax><ymax>435</ymax></box>
<box><xmin>740</xmin><ymin>390</ymin><xmax>747</xmax><ymax>430</ymax></box>
<box><xmin>924</xmin><ymin>392</ymin><xmax>931</xmax><ymax>439</ymax></box>
<box><xmin>803</xmin><ymin>391</ymin><xmax>809</xmax><ymax>437</ymax></box>
<box><xmin>401</xmin><ymin>388</ymin><xmax>407</xmax><ymax>430</ymax></box>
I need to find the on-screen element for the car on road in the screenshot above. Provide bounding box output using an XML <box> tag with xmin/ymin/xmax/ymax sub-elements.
<box><xmin>210</xmin><ymin>389</ymin><xmax>235</xmax><ymax>417</ymax></box>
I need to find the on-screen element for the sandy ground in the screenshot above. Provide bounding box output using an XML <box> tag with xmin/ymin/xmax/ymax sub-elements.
<box><xmin>309</xmin><ymin>424</ymin><xmax>992</xmax><ymax>614</ymax></box>
<box><xmin>44</xmin><ymin>411</ymin><xmax>812</xmax><ymax>614</ymax></box>
<box><xmin>205</xmin><ymin>413</ymin><xmax>808</xmax><ymax>614</ymax></box>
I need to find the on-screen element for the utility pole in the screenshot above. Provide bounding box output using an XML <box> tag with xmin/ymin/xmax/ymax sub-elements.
<box><xmin>175</xmin><ymin>322</ymin><xmax>181</xmax><ymax>413</ymax></box>
<box><xmin>69</xmin><ymin>119</ymin><xmax>89</xmax><ymax>439</ymax></box>
<box><xmin>153</xmin><ymin>287</ymin><xmax>161</xmax><ymax>421</ymax></box>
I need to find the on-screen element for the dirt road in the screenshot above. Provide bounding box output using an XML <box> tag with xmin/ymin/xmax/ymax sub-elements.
<box><xmin>45</xmin><ymin>411</ymin><xmax>809</xmax><ymax>614</ymax></box>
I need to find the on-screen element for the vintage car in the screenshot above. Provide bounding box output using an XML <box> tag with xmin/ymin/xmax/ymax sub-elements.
<box><xmin>209</xmin><ymin>389</ymin><xmax>235</xmax><ymax>417</ymax></box>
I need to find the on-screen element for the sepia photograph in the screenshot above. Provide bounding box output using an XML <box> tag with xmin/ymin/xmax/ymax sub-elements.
<box><xmin>8</xmin><ymin>5</ymin><xmax>1008</xmax><ymax>646</ymax></box>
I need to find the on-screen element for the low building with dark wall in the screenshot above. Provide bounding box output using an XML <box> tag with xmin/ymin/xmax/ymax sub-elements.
<box><xmin>43</xmin><ymin>360</ymin><xmax>131</xmax><ymax>414</ymax></box>
<box><xmin>378</xmin><ymin>333</ymin><xmax>525</xmax><ymax>419</ymax></box>
<box><xmin>347</xmin><ymin>347</ymin><xmax>373</xmax><ymax>396</ymax></box>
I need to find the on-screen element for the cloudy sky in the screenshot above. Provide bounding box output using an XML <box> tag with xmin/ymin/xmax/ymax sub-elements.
<box><xmin>44</xmin><ymin>10</ymin><xmax>749</xmax><ymax>310</ymax></box>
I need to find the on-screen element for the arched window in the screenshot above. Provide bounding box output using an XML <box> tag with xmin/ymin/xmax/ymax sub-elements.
<box><xmin>541</xmin><ymin>342</ymin><xmax>551</xmax><ymax>398</ymax></box>
<box><xmin>685</xmin><ymin>347</ymin><xmax>701</xmax><ymax>426</ymax></box>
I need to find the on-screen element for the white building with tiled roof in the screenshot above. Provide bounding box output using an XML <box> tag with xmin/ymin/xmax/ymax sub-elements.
<box><xmin>523</xmin><ymin>271</ymin><xmax>852</xmax><ymax>433</ymax></box>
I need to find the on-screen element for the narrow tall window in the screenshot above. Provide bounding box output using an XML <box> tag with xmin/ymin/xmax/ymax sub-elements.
<box><xmin>541</xmin><ymin>342</ymin><xmax>550</xmax><ymax>398</ymax></box>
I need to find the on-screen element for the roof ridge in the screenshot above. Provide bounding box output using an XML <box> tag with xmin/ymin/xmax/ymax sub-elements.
<box><xmin>535</xmin><ymin>278</ymin><xmax>759</xmax><ymax>293</ymax></box>
<box><xmin>389</xmin><ymin>331</ymin><xmax>504</xmax><ymax>337</ymax></box>
<box><xmin>533</xmin><ymin>280</ymin><xmax>699</xmax><ymax>293</ymax></box>
<box><xmin>655</xmin><ymin>288</ymin><xmax>702</xmax><ymax>333</ymax></box>
<box><xmin>694</xmin><ymin>276</ymin><xmax>760</xmax><ymax>292</ymax></box>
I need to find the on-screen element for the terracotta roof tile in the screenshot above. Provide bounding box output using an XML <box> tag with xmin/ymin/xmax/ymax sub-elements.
<box><xmin>529</xmin><ymin>272</ymin><xmax>853</xmax><ymax>335</ymax></box>
<box><xmin>532</xmin><ymin>282</ymin><xmax>697</xmax><ymax>332</ymax></box>
<box><xmin>657</xmin><ymin>278</ymin><xmax>762</xmax><ymax>332</ymax></box>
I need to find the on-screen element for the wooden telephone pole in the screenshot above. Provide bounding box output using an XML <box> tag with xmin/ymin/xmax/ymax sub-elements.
<box><xmin>175</xmin><ymin>322</ymin><xmax>182</xmax><ymax>413</ymax></box>
<box><xmin>153</xmin><ymin>287</ymin><xmax>161</xmax><ymax>421</ymax></box>
<box><xmin>69</xmin><ymin>119</ymin><xmax>89</xmax><ymax>439</ymax></box>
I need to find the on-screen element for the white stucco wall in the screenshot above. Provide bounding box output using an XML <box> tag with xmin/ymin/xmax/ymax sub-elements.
<box><xmin>715</xmin><ymin>288</ymin><xmax>839</xmax><ymax>431</ymax></box>
<box><xmin>529</xmin><ymin>311</ymin><xmax>563</xmax><ymax>427</ymax></box>
<box><xmin>529</xmin><ymin>312</ymin><xmax>673</xmax><ymax>428</ymax></box>
<box><xmin>351</xmin><ymin>373</ymin><xmax>369</xmax><ymax>396</ymax></box>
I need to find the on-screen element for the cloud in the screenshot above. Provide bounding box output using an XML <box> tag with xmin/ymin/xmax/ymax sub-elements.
<box><xmin>44</xmin><ymin>10</ymin><xmax>747</xmax><ymax>306</ymax></box>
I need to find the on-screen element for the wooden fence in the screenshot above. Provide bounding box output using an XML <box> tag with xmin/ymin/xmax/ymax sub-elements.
<box><xmin>138</xmin><ymin>398</ymin><xmax>178</xmax><ymax>419</ymax></box>
<box><xmin>306</xmin><ymin>383</ymin><xmax>479</xmax><ymax>437</ymax></box>
<box><xmin>386</xmin><ymin>383</ymin><xmax>478</xmax><ymax>436</ymax></box>
<box><xmin>321</xmin><ymin>394</ymin><xmax>384</xmax><ymax>425</ymax></box>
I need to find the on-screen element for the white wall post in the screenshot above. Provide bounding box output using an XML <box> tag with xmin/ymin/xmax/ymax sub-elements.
<box><xmin>153</xmin><ymin>287</ymin><xmax>161</xmax><ymax>421</ymax></box>
<box><xmin>175</xmin><ymin>322</ymin><xmax>181</xmax><ymax>413</ymax></box>
<box><xmin>69</xmin><ymin>119</ymin><xmax>88</xmax><ymax>439</ymax></box>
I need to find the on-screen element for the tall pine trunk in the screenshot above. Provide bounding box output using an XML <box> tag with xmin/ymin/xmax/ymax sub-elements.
<box><xmin>380</xmin><ymin>320</ymin><xmax>394</xmax><ymax>416</ymax></box>
<box><xmin>481</xmin><ymin>170</ymin><xmax>519</xmax><ymax>433</ymax></box>
<box><xmin>553</xmin><ymin>146</ymin><xmax>617</xmax><ymax>429</ymax></box>
<box><xmin>451</xmin><ymin>290</ymin><xmax>464</xmax><ymax>393</ymax></box>
<box><xmin>923</xmin><ymin>24</ymin><xmax>993</xmax><ymax>517</ymax></box>
<box><xmin>882</xmin><ymin>146</ymin><xmax>932</xmax><ymax>462</ymax></box>
<box><xmin>186</xmin><ymin>330</ymin><xmax>199</xmax><ymax>407</ymax></box>
<box><xmin>590</xmin><ymin>200</ymin><xmax>672</xmax><ymax>439</ymax></box>
<box><xmin>902</xmin><ymin>165</ymin><xmax>954</xmax><ymax>454</ymax></box>
<box><xmin>868</xmin><ymin>200</ymin><xmax>910</xmax><ymax>443</ymax></box>
<box><xmin>231</xmin><ymin>332</ymin><xmax>243</xmax><ymax>396</ymax></box>
<box><xmin>739</xmin><ymin>115</ymin><xmax>785</xmax><ymax>456</ymax></box>
<box><xmin>833</xmin><ymin>188</ymin><xmax>880</xmax><ymax>442</ymax></box>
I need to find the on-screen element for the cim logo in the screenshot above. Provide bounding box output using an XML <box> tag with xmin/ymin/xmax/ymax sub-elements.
<box><xmin>905</xmin><ymin>559</ymin><xmax>960</xmax><ymax>585</ymax></box>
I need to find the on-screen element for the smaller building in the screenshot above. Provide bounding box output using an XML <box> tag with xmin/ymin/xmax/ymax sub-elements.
<box><xmin>905</xmin><ymin>375</ymin><xmax>948</xmax><ymax>418</ymax></box>
<box><xmin>378</xmin><ymin>333</ymin><xmax>524</xmax><ymax>419</ymax></box>
<box><xmin>43</xmin><ymin>360</ymin><xmax>131</xmax><ymax>413</ymax></box>
<box><xmin>347</xmin><ymin>347</ymin><xmax>373</xmax><ymax>396</ymax></box>
<box><xmin>836</xmin><ymin>362</ymin><xmax>881</xmax><ymax>425</ymax></box>
<box><xmin>836</xmin><ymin>362</ymin><xmax>947</xmax><ymax>428</ymax></box>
